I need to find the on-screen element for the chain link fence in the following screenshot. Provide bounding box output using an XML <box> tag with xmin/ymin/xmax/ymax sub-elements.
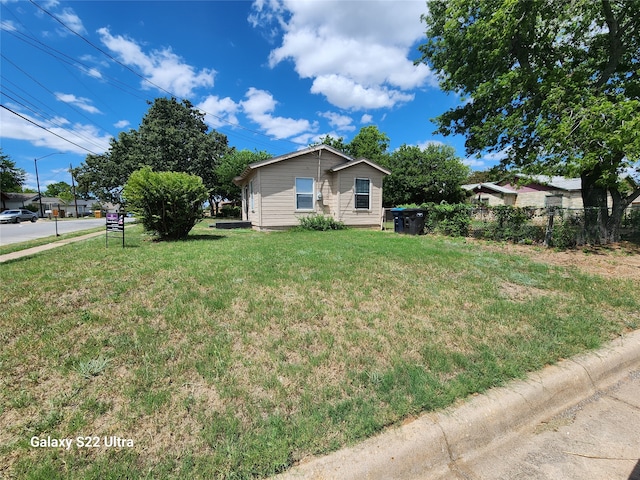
<box><xmin>470</xmin><ymin>206</ymin><xmax>640</xmax><ymax>247</ymax></box>
<box><xmin>385</xmin><ymin>205</ymin><xmax>640</xmax><ymax>247</ymax></box>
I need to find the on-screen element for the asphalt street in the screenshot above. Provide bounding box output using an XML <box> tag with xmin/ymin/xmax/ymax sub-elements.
<box><xmin>0</xmin><ymin>218</ymin><xmax>123</xmax><ymax>245</ymax></box>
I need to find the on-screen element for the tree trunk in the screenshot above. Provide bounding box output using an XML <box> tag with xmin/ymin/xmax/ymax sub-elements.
<box><xmin>582</xmin><ymin>163</ymin><xmax>640</xmax><ymax>244</ymax></box>
<box><xmin>607</xmin><ymin>184</ymin><xmax>640</xmax><ymax>243</ymax></box>
<box><xmin>580</xmin><ymin>166</ymin><xmax>609</xmax><ymax>245</ymax></box>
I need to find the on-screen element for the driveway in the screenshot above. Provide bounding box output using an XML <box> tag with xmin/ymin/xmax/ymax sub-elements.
<box><xmin>0</xmin><ymin>218</ymin><xmax>131</xmax><ymax>246</ymax></box>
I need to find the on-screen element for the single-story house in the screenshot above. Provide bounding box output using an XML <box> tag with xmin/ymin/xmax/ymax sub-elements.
<box><xmin>1</xmin><ymin>192</ymin><xmax>98</xmax><ymax>217</ymax></box>
<box><xmin>233</xmin><ymin>144</ymin><xmax>391</xmax><ymax>230</ymax></box>
<box><xmin>463</xmin><ymin>175</ymin><xmax>587</xmax><ymax>209</ymax></box>
<box><xmin>1</xmin><ymin>192</ymin><xmax>40</xmax><ymax>212</ymax></box>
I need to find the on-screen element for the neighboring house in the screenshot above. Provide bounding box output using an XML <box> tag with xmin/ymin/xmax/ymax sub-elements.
<box><xmin>463</xmin><ymin>175</ymin><xmax>587</xmax><ymax>209</ymax></box>
<box><xmin>233</xmin><ymin>144</ymin><xmax>391</xmax><ymax>230</ymax></box>
<box><xmin>1</xmin><ymin>192</ymin><xmax>40</xmax><ymax>211</ymax></box>
<box><xmin>0</xmin><ymin>192</ymin><xmax>98</xmax><ymax>217</ymax></box>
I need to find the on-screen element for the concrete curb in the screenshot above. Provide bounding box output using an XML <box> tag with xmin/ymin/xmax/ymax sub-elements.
<box><xmin>276</xmin><ymin>329</ymin><xmax>640</xmax><ymax>480</ymax></box>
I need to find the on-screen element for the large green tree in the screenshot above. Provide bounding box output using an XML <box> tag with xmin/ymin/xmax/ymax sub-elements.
<box><xmin>44</xmin><ymin>181</ymin><xmax>72</xmax><ymax>198</ymax></box>
<box><xmin>75</xmin><ymin>98</ymin><xmax>230</xmax><ymax>206</ymax></box>
<box><xmin>385</xmin><ymin>144</ymin><xmax>469</xmax><ymax>206</ymax></box>
<box><xmin>215</xmin><ymin>149</ymin><xmax>272</xmax><ymax>204</ymax></box>
<box><xmin>419</xmin><ymin>0</ymin><xmax>640</xmax><ymax>243</ymax></box>
<box><xmin>315</xmin><ymin>126</ymin><xmax>391</xmax><ymax>165</ymax></box>
<box><xmin>0</xmin><ymin>149</ymin><xmax>27</xmax><ymax>193</ymax></box>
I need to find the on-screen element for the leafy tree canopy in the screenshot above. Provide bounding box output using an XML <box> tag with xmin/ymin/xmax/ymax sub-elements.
<box><xmin>466</xmin><ymin>165</ymin><xmax>510</xmax><ymax>185</ymax></box>
<box><xmin>0</xmin><ymin>149</ymin><xmax>27</xmax><ymax>193</ymax></box>
<box><xmin>75</xmin><ymin>97</ymin><xmax>230</xmax><ymax>204</ymax></box>
<box><xmin>419</xmin><ymin>0</ymin><xmax>640</xmax><ymax>242</ymax></box>
<box><xmin>315</xmin><ymin>126</ymin><xmax>391</xmax><ymax>166</ymax></box>
<box><xmin>215</xmin><ymin>149</ymin><xmax>272</xmax><ymax>203</ymax></box>
<box><xmin>385</xmin><ymin>144</ymin><xmax>469</xmax><ymax>206</ymax></box>
<box><xmin>44</xmin><ymin>181</ymin><xmax>72</xmax><ymax>198</ymax></box>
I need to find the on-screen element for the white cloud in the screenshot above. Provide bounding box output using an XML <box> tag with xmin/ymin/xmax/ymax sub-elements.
<box><xmin>55</xmin><ymin>93</ymin><xmax>101</xmax><ymax>114</ymax></box>
<box><xmin>97</xmin><ymin>27</ymin><xmax>215</xmax><ymax>98</ymax></box>
<box><xmin>1</xmin><ymin>20</ymin><xmax>18</xmax><ymax>32</ymax></box>
<box><xmin>311</xmin><ymin>74</ymin><xmax>414</xmax><ymax>110</ymax></box>
<box><xmin>463</xmin><ymin>157</ymin><xmax>488</xmax><ymax>169</ymax></box>
<box><xmin>319</xmin><ymin>111</ymin><xmax>354</xmax><ymax>132</ymax></box>
<box><xmin>240</xmin><ymin>87</ymin><xmax>316</xmax><ymax>140</ymax></box>
<box><xmin>360</xmin><ymin>114</ymin><xmax>373</xmax><ymax>124</ymax></box>
<box><xmin>252</xmin><ymin>0</ymin><xmax>435</xmax><ymax>110</ymax></box>
<box><xmin>464</xmin><ymin>148</ymin><xmax>510</xmax><ymax>170</ymax></box>
<box><xmin>114</xmin><ymin>120</ymin><xmax>130</xmax><ymax>129</ymax></box>
<box><xmin>0</xmin><ymin>104</ymin><xmax>110</xmax><ymax>155</ymax></box>
<box><xmin>57</xmin><ymin>7</ymin><xmax>87</xmax><ymax>35</ymax></box>
<box><xmin>416</xmin><ymin>139</ymin><xmax>445</xmax><ymax>150</ymax></box>
<box><xmin>197</xmin><ymin>95</ymin><xmax>240</xmax><ymax>129</ymax></box>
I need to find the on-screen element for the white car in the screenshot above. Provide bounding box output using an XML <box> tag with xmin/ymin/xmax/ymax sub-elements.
<box><xmin>0</xmin><ymin>209</ymin><xmax>38</xmax><ymax>224</ymax></box>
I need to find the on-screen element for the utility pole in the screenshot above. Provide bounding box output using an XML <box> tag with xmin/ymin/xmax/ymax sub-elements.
<box><xmin>34</xmin><ymin>152</ymin><xmax>64</xmax><ymax>217</ymax></box>
<box><xmin>34</xmin><ymin>157</ymin><xmax>43</xmax><ymax>217</ymax></box>
<box><xmin>70</xmin><ymin>163</ymin><xmax>79</xmax><ymax>217</ymax></box>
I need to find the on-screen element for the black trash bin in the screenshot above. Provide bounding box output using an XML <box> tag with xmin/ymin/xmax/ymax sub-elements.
<box><xmin>391</xmin><ymin>208</ymin><xmax>405</xmax><ymax>233</ymax></box>
<box><xmin>403</xmin><ymin>208</ymin><xmax>426</xmax><ymax>235</ymax></box>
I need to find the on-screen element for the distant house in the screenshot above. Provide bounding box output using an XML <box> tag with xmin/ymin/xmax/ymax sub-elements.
<box><xmin>0</xmin><ymin>192</ymin><xmax>98</xmax><ymax>217</ymax></box>
<box><xmin>233</xmin><ymin>145</ymin><xmax>390</xmax><ymax>230</ymax></box>
<box><xmin>463</xmin><ymin>175</ymin><xmax>586</xmax><ymax>209</ymax></box>
<box><xmin>1</xmin><ymin>192</ymin><xmax>39</xmax><ymax>212</ymax></box>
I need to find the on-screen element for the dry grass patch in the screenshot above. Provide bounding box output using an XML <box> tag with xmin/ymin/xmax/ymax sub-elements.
<box><xmin>1</xmin><ymin>226</ymin><xmax>638</xmax><ymax>479</ymax></box>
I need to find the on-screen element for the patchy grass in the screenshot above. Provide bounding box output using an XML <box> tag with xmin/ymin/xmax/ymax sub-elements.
<box><xmin>1</xmin><ymin>224</ymin><xmax>638</xmax><ymax>479</ymax></box>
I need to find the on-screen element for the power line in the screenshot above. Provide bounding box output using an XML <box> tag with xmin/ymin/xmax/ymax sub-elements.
<box><xmin>26</xmin><ymin>0</ymin><xmax>301</xmax><ymax>153</ymax></box>
<box><xmin>0</xmin><ymin>104</ymin><xmax>100</xmax><ymax>155</ymax></box>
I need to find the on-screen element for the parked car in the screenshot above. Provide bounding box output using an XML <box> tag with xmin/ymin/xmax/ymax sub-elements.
<box><xmin>0</xmin><ymin>209</ymin><xmax>38</xmax><ymax>224</ymax></box>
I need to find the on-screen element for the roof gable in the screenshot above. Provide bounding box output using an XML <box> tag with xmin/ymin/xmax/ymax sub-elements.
<box><xmin>233</xmin><ymin>145</ymin><xmax>389</xmax><ymax>185</ymax></box>
<box><xmin>328</xmin><ymin>157</ymin><xmax>391</xmax><ymax>175</ymax></box>
<box><xmin>462</xmin><ymin>182</ymin><xmax>517</xmax><ymax>194</ymax></box>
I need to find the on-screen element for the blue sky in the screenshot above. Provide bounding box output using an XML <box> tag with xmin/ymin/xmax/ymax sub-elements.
<box><xmin>1</xmin><ymin>0</ymin><xmax>495</xmax><ymax>192</ymax></box>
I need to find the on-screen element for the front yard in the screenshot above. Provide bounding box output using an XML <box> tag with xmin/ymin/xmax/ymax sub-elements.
<box><xmin>1</xmin><ymin>224</ymin><xmax>638</xmax><ymax>479</ymax></box>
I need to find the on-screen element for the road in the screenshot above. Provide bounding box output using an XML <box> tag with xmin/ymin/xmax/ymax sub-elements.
<box><xmin>0</xmin><ymin>218</ymin><xmax>113</xmax><ymax>246</ymax></box>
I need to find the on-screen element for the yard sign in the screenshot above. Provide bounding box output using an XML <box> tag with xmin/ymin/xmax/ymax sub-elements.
<box><xmin>105</xmin><ymin>212</ymin><xmax>125</xmax><ymax>248</ymax></box>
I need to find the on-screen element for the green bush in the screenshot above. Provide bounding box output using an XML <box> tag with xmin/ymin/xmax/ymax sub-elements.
<box><xmin>410</xmin><ymin>203</ymin><xmax>471</xmax><ymax>237</ymax></box>
<box><xmin>220</xmin><ymin>204</ymin><xmax>241</xmax><ymax>218</ymax></box>
<box><xmin>297</xmin><ymin>214</ymin><xmax>346</xmax><ymax>231</ymax></box>
<box><xmin>23</xmin><ymin>204</ymin><xmax>39</xmax><ymax>213</ymax></box>
<box><xmin>122</xmin><ymin>167</ymin><xmax>208</xmax><ymax>240</ymax></box>
<box><xmin>551</xmin><ymin>214</ymin><xmax>582</xmax><ymax>249</ymax></box>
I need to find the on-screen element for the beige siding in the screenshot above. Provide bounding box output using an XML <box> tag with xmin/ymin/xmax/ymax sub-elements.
<box><xmin>333</xmin><ymin>164</ymin><xmax>385</xmax><ymax>227</ymax></box>
<box><xmin>476</xmin><ymin>193</ymin><xmax>516</xmax><ymax>206</ymax></box>
<box><xmin>246</xmin><ymin>151</ymin><xmax>347</xmax><ymax>229</ymax></box>
<box><xmin>515</xmin><ymin>190</ymin><xmax>588</xmax><ymax>209</ymax></box>
<box><xmin>238</xmin><ymin>150</ymin><xmax>387</xmax><ymax>229</ymax></box>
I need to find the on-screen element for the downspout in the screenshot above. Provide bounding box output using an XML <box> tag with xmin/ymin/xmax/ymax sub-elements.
<box><xmin>317</xmin><ymin>150</ymin><xmax>321</xmax><ymax>213</ymax></box>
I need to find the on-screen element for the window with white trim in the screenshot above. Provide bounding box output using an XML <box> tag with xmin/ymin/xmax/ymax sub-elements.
<box><xmin>295</xmin><ymin>177</ymin><xmax>314</xmax><ymax>210</ymax></box>
<box><xmin>354</xmin><ymin>178</ymin><xmax>371</xmax><ymax>209</ymax></box>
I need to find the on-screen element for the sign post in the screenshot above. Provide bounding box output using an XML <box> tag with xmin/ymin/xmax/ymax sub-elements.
<box><xmin>106</xmin><ymin>211</ymin><xmax>125</xmax><ymax>248</ymax></box>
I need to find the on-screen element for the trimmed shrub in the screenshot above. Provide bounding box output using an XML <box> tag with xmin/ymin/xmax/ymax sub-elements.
<box><xmin>220</xmin><ymin>204</ymin><xmax>241</xmax><ymax>218</ymax></box>
<box><xmin>402</xmin><ymin>203</ymin><xmax>472</xmax><ymax>237</ymax></box>
<box><xmin>297</xmin><ymin>214</ymin><xmax>346</xmax><ymax>231</ymax></box>
<box><xmin>123</xmin><ymin>167</ymin><xmax>208</xmax><ymax>240</ymax></box>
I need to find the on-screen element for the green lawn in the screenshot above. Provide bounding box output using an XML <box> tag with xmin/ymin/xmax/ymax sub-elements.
<box><xmin>1</xmin><ymin>224</ymin><xmax>638</xmax><ymax>479</ymax></box>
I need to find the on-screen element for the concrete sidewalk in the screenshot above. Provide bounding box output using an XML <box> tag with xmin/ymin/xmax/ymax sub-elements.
<box><xmin>276</xmin><ymin>329</ymin><xmax>640</xmax><ymax>480</ymax></box>
<box><xmin>0</xmin><ymin>231</ymin><xmax>104</xmax><ymax>263</ymax></box>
